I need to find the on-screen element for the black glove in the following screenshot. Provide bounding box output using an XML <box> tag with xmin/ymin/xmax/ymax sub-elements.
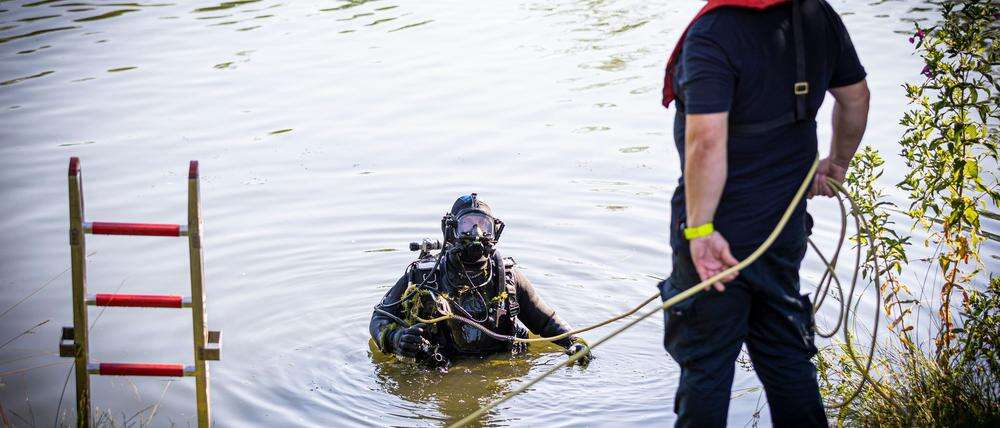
<box><xmin>565</xmin><ymin>337</ymin><xmax>594</xmax><ymax>365</ymax></box>
<box><xmin>390</xmin><ymin>323</ymin><xmax>430</xmax><ymax>358</ymax></box>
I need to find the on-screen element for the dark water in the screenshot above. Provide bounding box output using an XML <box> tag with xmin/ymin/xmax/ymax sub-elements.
<box><xmin>1</xmin><ymin>0</ymin><xmax>980</xmax><ymax>426</ymax></box>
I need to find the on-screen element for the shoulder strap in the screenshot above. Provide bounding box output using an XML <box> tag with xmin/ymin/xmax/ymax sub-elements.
<box><xmin>491</xmin><ymin>251</ymin><xmax>520</xmax><ymax>319</ymax></box>
<box><xmin>729</xmin><ymin>0</ymin><xmax>812</xmax><ymax>135</ymax></box>
<box><xmin>792</xmin><ymin>0</ymin><xmax>808</xmax><ymax>121</ymax></box>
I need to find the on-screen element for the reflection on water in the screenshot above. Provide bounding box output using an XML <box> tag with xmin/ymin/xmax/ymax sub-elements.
<box><xmin>0</xmin><ymin>0</ymin><xmax>965</xmax><ymax>426</ymax></box>
<box><xmin>369</xmin><ymin>340</ymin><xmax>569</xmax><ymax>426</ymax></box>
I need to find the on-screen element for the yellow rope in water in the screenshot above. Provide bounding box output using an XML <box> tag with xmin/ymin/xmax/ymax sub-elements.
<box><xmin>416</xmin><ymin>294</ymin><xmax>660</xmax><ymax>343</ymax></box>
<box><xmin>447</xmin><ymin>157</ymin><xmax>821</xmax><ymax>428</ymax></box>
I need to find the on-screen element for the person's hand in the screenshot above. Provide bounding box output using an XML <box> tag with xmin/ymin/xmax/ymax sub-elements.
<box><xmin>809</xmin><ymin>157</ymin><xmax>849</xmax><ymax>198</ymax></box>
<box><xmin>565</xmin><ymin>337</ymin><xmax>594</xmax><ymax>365</ymax></box>
<box><xmin>689</xmin><ymin>231</ymin><xmax>739</xmax><ymax>292</ymax></box>
<box><xmin>390</xmin><ymin>323</ymin><xmax>430</xmax><ymax>358</ymax></box>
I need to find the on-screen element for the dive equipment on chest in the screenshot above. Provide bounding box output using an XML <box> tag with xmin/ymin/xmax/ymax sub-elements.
<box><xmin>402</xmin><ymin>251</ymin><xmax>522</xmax><ymax>353</ymax></box>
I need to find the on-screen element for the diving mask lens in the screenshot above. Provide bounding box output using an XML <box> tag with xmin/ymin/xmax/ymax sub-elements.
<box><xmin>455</xmin><ymin>212</ymin><xmax>494</xmax><ymax>238</ymax></box>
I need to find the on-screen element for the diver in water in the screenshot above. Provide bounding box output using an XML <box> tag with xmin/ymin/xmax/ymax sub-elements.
<box><xmin>369</xmin><ymin>194</ymin><xmax>592</xmax><ymax>367</ymax></box>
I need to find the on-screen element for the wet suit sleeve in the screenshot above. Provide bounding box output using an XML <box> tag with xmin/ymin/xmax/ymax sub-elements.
<box><xmin>679</xmin><ymin>18</ymin><xmax>736</xmax><ymax>114</ymax></box>
<box><xmin>512</xmin><ymin>268</ymin><xmax>575</xmax><ymax>349</ymax></box>
<box><xmin>369</xmin><ymin>273</ymin><xmax>410</xmax><ymax>352</ymax></box>
<box><xmin>827</xmin><ymin>9</ymin><xmax>866</xmax><ymax>88</ymax></box>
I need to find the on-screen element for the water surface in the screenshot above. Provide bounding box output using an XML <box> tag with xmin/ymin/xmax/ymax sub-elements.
<box><xmin>0</xmin><ymin>0</ymin><xmax>969</xmax><ymax>426</ymax></box>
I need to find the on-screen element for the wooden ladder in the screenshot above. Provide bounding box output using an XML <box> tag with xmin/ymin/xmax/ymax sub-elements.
<box><xmin>60</xmin><ymin>157</ymin><xmax>220</xmax><ymax>427</ymax></box>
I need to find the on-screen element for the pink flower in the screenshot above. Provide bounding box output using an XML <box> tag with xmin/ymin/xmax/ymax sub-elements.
<box><xmin>921</xmin><ymin>65</ymin><xmax>933</xmax><ymax>77</ymax></box>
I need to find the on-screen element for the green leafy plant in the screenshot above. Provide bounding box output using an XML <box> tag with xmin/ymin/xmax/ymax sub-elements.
<box><xmin>819</xmin><ymin>0</ymin><xmax>1000</xmax><ymax>425</ymax></box>
<box><xmin>897</xmin><ymin>0</ymin><xmax>999</xmax><ymax>358</ymax></box>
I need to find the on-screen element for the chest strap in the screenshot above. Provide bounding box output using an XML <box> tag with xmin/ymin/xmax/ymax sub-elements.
<box><xmin>729</xmin><ymin>109</ymin><xmax>815</xmax><ymax>135</ymax></box>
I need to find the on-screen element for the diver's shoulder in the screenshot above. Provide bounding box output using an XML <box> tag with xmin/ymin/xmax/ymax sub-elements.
<box><xmin>411</xmin><ymin>256</ymin><xmax>438</xmax><ymax>271</ymax></box>
<box><xmin>405</xmin><ymin>255</ymin><xmax>441</xmax><ymax>284</ymax></box>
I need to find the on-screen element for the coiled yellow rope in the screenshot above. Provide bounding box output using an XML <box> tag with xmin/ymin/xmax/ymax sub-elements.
<box><xmin>446</xmin><ymin>156</ymin><xmax>808</xmax><ymax>427</ymax></box>
<box><xmin>435</xmin><ymin>155</ymin><xmax>889</xmax><ymax>427</ymax></box>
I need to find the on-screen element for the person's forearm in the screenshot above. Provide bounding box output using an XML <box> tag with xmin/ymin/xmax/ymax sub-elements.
<box><xmin>829</xmin><ymin>83</ymin><xmax>869</xmax><ymax>166</ymax></box>
<box><xmin>684</xmin><ymin>113</ymin><xmax>729</xmax><ymax>227</ymax></box>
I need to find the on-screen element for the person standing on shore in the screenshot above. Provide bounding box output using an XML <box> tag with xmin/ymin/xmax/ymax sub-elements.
<box><xmin>659</xmin><ymin>0</ymin><xmax>870</xmax><ymax>426</ymax></box>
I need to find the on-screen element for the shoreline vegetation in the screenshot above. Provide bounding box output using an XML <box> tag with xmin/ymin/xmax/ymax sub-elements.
<box><xmin>819</xmin><ymin>0</ymin><xmax>999</xmax><ymax>425</ymax></box>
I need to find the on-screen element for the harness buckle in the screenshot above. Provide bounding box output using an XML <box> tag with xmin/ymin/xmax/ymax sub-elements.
<box><xmin>794</xmin><ymin>81</ymin><xmax>809</xmax><ymax>95</ymax></box>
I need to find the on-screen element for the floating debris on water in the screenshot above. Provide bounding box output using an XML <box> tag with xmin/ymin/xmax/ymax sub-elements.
<box><xmin>366</xmin><ymin>17</ymin><xmax>398</xmax><ymax>27</ymax></box>
<box><xmin>0</xmin><ymin>70</ymin><xmax>53</xmax><ymax>86</ymax></box>
<box><xmin>594</xmin><ymin>57</ymin><xmax>626</xmax><ymax>72</ymax></box>
<box><xmin>74</xmin><ymin>9</ymin><xmax>137</xmax><ymax>23</ymax></box>
<box><xmin>389</xmin><ymin>19</ymin><xmax>434</xmax><ymax>32</ymax></box>
<box><xmin>0</xmin><ymin>26</ymin><xmax>78</xmax><ymax>44</ymax></box>
<box><xmin>16</xmin><ymin>45</ymin><xmax>51</xmax><ymax>55</ymax></box>
<box><xmin>574</xmin><ymin>125</ymin><xmax>610</xmax><ymax>133</ymax></box>
<box><xmin>59</xmin><ymin>141</ymin><xmax>95</xmax><ymax>147</ymax></box>
<box><xmin>609</xmin><ymin>20</ymin><xmax>648</xmax><ymax>35</ymax></box>
<box><xmin>619</xmin><ymin>146</ymin><xmax>649</xmax><ymax>153</ymax></box>
<box><xmin>598</xmin><ymin>204</ymin><xmax>628</xmax><ymax>211</ymax></box>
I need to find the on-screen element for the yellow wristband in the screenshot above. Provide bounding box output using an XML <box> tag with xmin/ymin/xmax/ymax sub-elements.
<box><xmin>683</xmin><ymin>222</ymin><xmax>714</xmax><ymax>240</ymax></box>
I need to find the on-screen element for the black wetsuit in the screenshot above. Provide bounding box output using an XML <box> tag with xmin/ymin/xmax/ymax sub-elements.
<box><xmin>370</xmin><ymin>251</ymin><xmax>575</xmax><ymax>359</ymax></box>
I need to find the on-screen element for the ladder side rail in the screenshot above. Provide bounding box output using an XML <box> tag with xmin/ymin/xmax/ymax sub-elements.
<box><xmin>67</xmin><ymin>157</ymin><xmax>91</xmax><ymax>427</ymax></box>
<box><xmin>187</xmin><ymin>161</ymin><xmax>212</xmax><ymax>428</ymax></box>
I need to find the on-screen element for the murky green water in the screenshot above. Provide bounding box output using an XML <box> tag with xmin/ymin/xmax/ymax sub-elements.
<box><xmin>3</xmin><ymin>0</ymin><xmax>983</xmax><ymax>426</ymax></box>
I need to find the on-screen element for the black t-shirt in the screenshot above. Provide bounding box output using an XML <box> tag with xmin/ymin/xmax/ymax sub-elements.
<box><xmin>671</xmin><ymin>0</ymin><xmax>866</xmax><ymax>248</ymax></box>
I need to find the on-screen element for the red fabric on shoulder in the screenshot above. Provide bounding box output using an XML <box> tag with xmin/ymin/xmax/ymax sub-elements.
<box><xmin>661</xmin><ymin>0</ymin><xmax>790</xmax><ymax>109</ymax></box>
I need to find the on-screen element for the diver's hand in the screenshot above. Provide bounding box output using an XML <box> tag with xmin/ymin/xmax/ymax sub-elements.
<box><xmin>390</xmin><ymin>323</ymin><xmax>430</xmax><ymax>358</ymax></box>
<box><xmin>566</xmin><ymin>337</ymin><xmax>594</xmax><ymax>366</ymax></box>
<box><xmin>689</xmin><ymin>231</ymin><xmax>739</xmax><ymax>292</ymax></box>
<box><xmin>809</xmin><ymin>157</ymin><xmax>848</xmax><ymax>199</ymax></box>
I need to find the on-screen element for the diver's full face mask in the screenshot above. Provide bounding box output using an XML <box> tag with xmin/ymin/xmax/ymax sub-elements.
<box><xmin>449</xmin><ymin>211</ymin><xmax>501</xmax><ymax>264</ymax></box>
<box><xmin>456</xmin><ymin>212</ymin><xmax>495</xmax><ymax>239</ymax></box>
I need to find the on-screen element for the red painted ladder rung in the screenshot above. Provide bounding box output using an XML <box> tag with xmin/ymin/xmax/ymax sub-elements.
<box><xmin>84</xmin><ymin>221</ymin><xmax>187</xmax><ymax>237</ymax></box>
<box><xmin>87</xmin><ymin>293</ymin><xmax>190</xmax><ymax>308</ymax></box>
<box><xmin>87</xmin><ymin>363</ymin><xmax>193</xmax><ymax>377</ymax></box>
